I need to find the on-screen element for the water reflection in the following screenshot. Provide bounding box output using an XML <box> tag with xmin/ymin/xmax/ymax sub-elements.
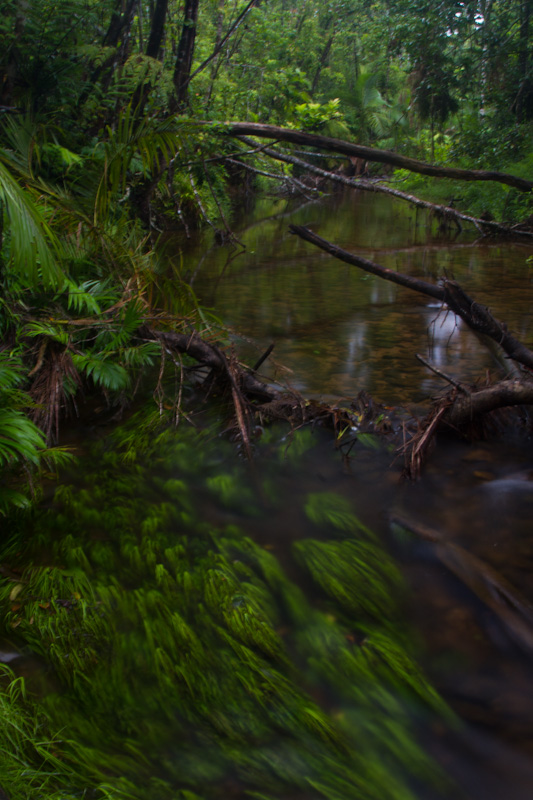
<box><xmin>176</xmin><ymin>191</ymin><xmax>533</xmax><ymax>799</ymax></box>
<box><xmin>184</xmin><ymin>191</ymin><xmax>533</xmax><ymax>405</ymax></box>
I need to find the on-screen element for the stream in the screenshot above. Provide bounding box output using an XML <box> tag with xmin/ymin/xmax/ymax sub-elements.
<box><xmin>3</xmin><ymin>189</ymin><xmax>533</xmax><ymax>800</ymax></box>
<box><xmin>189</xmin><ymin>189</ymin><xmax>533</xmax><ymax>798</ymax></box>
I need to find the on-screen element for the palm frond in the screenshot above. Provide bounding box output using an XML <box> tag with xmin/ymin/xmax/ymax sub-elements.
<box><xmin>0</xmin><ymin>156</ymin><xmax>63</xmax><ymax>286</ymax></box>
<box><xmin>94</xmin><ymin>109</ymin><xmax>187</xmax><ymax>224</ymax></box>
<box><xmin>0</xmin><ymin>409</ymin><xmax>46</xmax><ymax>467</ymax></box>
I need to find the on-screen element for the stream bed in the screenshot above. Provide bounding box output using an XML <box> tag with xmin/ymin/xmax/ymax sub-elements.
<box><xmin>2</xmin><ymin>189</ymin><xmax>533</xmax><ymax>800</ymax></box>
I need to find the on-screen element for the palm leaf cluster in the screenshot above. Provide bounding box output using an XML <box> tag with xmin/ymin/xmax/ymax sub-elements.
<box><xmin>0</xmin><ymin>111</ymin><xmax>207</xmax><ymax>512</ymax></box>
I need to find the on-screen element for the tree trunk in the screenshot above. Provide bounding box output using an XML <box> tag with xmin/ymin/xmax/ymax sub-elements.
<box><xmin>172</xmin><ymin>0</ymin><xmax>200</xmax><ymax>110</ymax></box>
<box><xmin>513</xmin><ymin>0</ymin><xmax>532</xmax><ymax>120</ymax></box>
<box><xmin>311</xmin><ymin>33</ymin><xmax>334</xmax><ymax>95</ymax></box>
<box><xmin>218</xmin><ymin>121</ymin><xmax>533</xmax><ymax>191</ymax></box>
<box><xmin>145</xmin><ymin>0</ymin><xmax>169</xmax><ymax>59</ymax></box>
<box><xmin>78</xmin><ymin>0</ymin><xmax>137</xmax><ymax>109</ymax></box>
<box><xmin>1</xmin><ymin>0</ymin><xmax>29</xmax><ymax>106</ymax></box>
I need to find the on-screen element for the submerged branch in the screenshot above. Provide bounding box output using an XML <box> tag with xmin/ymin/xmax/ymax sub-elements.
<box><xmin>391</xmin><ymin>515</ymin><xmax>533</xmax><ymax>654</ymax></box>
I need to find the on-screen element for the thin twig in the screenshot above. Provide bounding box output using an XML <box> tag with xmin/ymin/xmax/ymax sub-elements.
<box><xmin>415</xmin><ymin>353</ymin><xmax>469</xmax><ymax>392</ymax></box>
<box><xmin>252</xmin><ymin>342</ymin><xmax>275</xmax><ymax>372</ymax></box>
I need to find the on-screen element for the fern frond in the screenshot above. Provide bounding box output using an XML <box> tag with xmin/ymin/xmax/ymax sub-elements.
<box><xmin>0</xmin><ymin>409</ymin><xmax>46</xmax><ymax>467</ymax></box>
<box><xmin>61</xmin><ymin>278</ymin><xmax>111</xmax><ymax>315</ymax></box>
<box><xmin>121</xmin><ymin>342</ymin><xmax>160</xmax><ymax>367</ymax></box>
<box><xmin>71</xmin><ymin>354</ymin><xmax>130</xmax><ymax>391</ymax></box>
<box><xmin>23</xmin><ymin>321</ymin><xmax>70</xmax><ymax>345</ymax></box>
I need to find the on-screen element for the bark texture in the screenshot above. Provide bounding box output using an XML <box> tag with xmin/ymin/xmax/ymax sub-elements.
<box><xmin>220</xmin><ymin>122</ymin><xmax>533</xmax><ymax>191</ymax></box>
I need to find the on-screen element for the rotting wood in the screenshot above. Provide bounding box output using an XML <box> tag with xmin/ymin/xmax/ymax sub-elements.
<box><xmin>391</xmin><ymin>515</ymin><xmax>533</xmax><ymax>655</ymax></box>
<box><xmin>217</xmin><ymin>122</ymin><xmax>533</xmax><ymax>192</ymax></box>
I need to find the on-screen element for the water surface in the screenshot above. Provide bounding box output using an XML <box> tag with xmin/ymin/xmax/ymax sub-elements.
<box><xmin>188</xmin><ymin>191</ymin><xmax>533</xmax><ymax>405</ymax></box>
<box><xmin>4</xmin><ymin>189</ymin><xmax>533</xmax><ymax>800</ymax></box>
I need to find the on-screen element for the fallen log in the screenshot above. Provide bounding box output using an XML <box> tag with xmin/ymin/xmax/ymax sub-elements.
<box><xmin>217</xmin><ymin>122</ymin><xmax>533</xmax><ymax>192</ymax></box>
<box><xmin>289</xmin><ymin>225</ymin><xmax>533</xmax><ymax>373</ymax></box>
<box><xmin>233</xmin><ymin>137</ymin><xmax>530</xmax><ymax>237</ymax></box>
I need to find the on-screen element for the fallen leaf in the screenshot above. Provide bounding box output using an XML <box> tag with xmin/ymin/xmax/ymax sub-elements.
<box><xmin>9</xmin><ymin>584</ymin><xmax>23</xmax><ymax>601</ymax></box>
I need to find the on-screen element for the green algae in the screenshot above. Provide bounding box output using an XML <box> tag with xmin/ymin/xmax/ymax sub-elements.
<box><xmin>0</xmin><ymin>414</ymin><xmax>455</xmax><ymax>799</ymax></box>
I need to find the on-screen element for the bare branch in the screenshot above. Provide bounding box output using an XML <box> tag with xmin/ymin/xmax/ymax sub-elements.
<box><xmin>218</xmin><ymin>122</ymin><xmax>533</xmax><ymax>192</ymax></box>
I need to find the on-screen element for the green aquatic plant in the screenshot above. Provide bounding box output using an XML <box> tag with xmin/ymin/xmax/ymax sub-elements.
<box><xmin>304</xmin><ymin>491</ymin><xmax>375</xmax><ymax>537</ymax></box>
<box><xmin>0</xmin><ymin>414</ymin><xmax>454</xmax><ymax>800</ymax></box>
<box><xmin>293</xmin><ymin>538</ymin><xmax>401</xmax><ymax>621</ymax></box>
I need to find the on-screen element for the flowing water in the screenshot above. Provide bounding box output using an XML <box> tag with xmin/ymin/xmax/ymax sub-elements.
<box><xmin>189</xmin><ymin>189</ymin><xmax>533</xmax><ymax>797</ymax></box>
<box><xmin>3</xmin><ymin>189</ymin><xmax>533</xmax><ymax>800</ymax></box>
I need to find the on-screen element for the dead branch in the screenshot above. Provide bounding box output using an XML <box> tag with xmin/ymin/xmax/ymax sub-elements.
<box><xmin>218</xmin><ymin>122</ymin><xmax>533</xmax><ymax>192</ymax></box>
<box><xmin>440</xmin><ymin>379</ymin><xmax>533</xmax><ymax>429</ymax></box>
<box><xmin>225</xmin><ymin>157</ymin><xmax>320</xmax><ymax>197</ymax></box>
<box><xmin>415</xmin><ymin>353</ymin><xmax>467</xmax><ymax>392</ymax></box>
<box><xmin>289</xmin><ymin>225</ymin><xmax>533</xmax><ymax>372</ymax></box>
<box><xmin>234</xmin><ymin>137</ymin><xmax>526</xmax><ymax>237</ymax></box>
<box><xmin>137</xmin><ymin>325</ymin><xmax>393</xmax><ymax>455</ymax></box>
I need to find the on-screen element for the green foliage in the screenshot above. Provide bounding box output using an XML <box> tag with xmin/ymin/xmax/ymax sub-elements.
<box><xmin>294</xmin><ymin>538</ymin><xmax>401</xmax><ymax>621</ymax></box>
<box><xmin>304</xmin><ymin>491</ymin><xmax>374</xmax><ymax>537</ymax></box>
<box><xmin>0</xmin><ymin>155</ymin><xmax>63</xmax><ymax>286</ymax></box>
<box><xmin>0</xmin><ymin>408</ymin><xmax>45</xmax><ymax>468</ymax></box>
<box><xmin>71</xmin><ymin>353</ymin><xmax>130</xmax><ymax>391</ymax></box>
<box><xmin>0</xmin><ymin>350</ymin><xmax>46</xmax><ymax>514</ymax></box>
<box><xmin>292</xmin><ymin>98</ymin><xmax>344</xmax><ymax>132</ymax></box>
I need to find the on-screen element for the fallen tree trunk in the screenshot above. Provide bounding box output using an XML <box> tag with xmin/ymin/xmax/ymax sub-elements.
<box><xmin>289</xmin><ymin>225</ymin><xmax>533</xmax><ymax>372</ymax></box>
<box><xmin>218</xmin><ymin>122</ymin><xmax>533</xmax><ymax>192</ymax></box>
<box><xmin>287</xmin><ymin>224</ymin><xmax>533</xmax><ymax>474</ymax></box>
<box><xmin>391</xmin><ymin>515</ymin><xmax>533</xmax><ymax>655</ymax></box>
<box><xmin>233</xmin><ymin>138</ymin><xmax>531</xmax><ymax>237</ymax></box>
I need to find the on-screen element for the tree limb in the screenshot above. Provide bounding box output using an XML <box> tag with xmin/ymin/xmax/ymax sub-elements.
<box><xmin>233</xmin><ymin>137</ymin><xmax>529</xmax><ymax>237</ymax></box>
<box><xmin>189</xmin><ymin>0</ymin><xmax>259</xmax><ymax>83</ymax></box>
<box><xmin>391</xmin><ymin>514</ymin><xmax>533</xmax><ymax>654</ymax></box>
<box><xmin>217</xmin><ymin>122</ymin><xmax>533</xmax><ymax>192</ymax></box>
<box><xmin>289</xmin><ymin>225</ymin><xmax>533</xmax><ymax>371</ymax></box>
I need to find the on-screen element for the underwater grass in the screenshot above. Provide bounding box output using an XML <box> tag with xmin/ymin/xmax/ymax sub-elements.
<box><xmin>0</xmin><ymin>411</ymin><xmax>455</xmax><ymax>799</ymax></box>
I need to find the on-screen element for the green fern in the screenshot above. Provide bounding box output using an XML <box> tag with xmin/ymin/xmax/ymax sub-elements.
<box><xmin>0</xmin><ymin>409</ymin><xmax>46</xmax><ymax>467</ymax></box>
<box><xmin>62</xmin><ymin>278</ymin><xmax>111</xmax><ymax>315</ymax></box>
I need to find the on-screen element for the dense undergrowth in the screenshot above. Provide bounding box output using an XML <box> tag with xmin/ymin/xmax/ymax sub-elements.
<box><xmin>391</xmin><ymin>126</ymin><xmax>533</xmax><ymax>223</ymax></box>
<box><xmin>1</xmin><ymin>1</ymin><xmax>532</xmax><ymax>795</ymax></box>
<box><xmin>0</xmin><ymin>412</ymin><xmax>454</xmax><ymax>800</ymax></box>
